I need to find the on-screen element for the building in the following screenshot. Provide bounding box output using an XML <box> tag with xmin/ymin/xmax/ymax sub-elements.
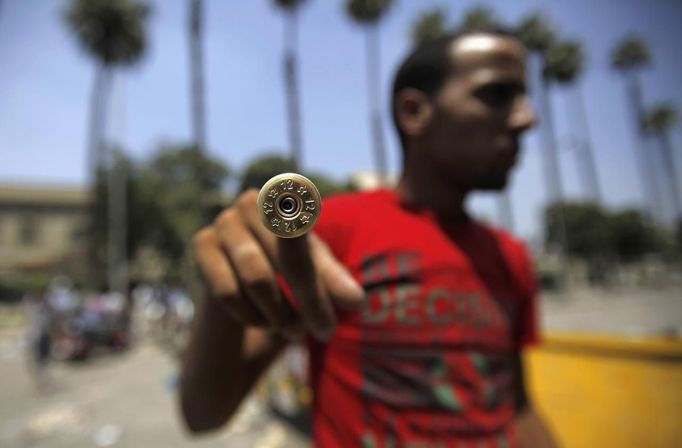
<box><xmin>0</xmin><ymin>183</ymin><xmax>89</xmax><ymax>274</ymax></box>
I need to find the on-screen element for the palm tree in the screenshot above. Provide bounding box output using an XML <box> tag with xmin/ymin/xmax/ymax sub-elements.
<box><xmin>274</xmin><ymin>0</ymin><xmax>307</xmax><ymax>169</ymax></box>
<box><xmin>643</xmin><ymin>104</ymin><xmax>680</xmax><ymax>222</ymax></box>
<box><xmin>345</xmin><ymin>0</ymin><xmax>394</xmax><ymax>184</ymax></box>
<box><xmin>188</xmin><ymin>0</ymin><xmax>213</xmax><ymax>228</ymax></box>
<box><xmin>516</xmin><ymin>12</ymin><xmax>554</xmax><ymax>53</ymax></box>
<box><xmin>64</xmin><ymin>0</ymin><xmax>150</xmax><ymax>290</ymax></box>
<box><xmin>188</xmin><ymin>0</ymin><xmax>206</xmax><ymax>153</ymax></box>
<box><xmin>460</xmin><ymin>6</ymin><xmax>500</xmax><ymax>33</ymax></box>
<box><xmin>544</xmin><ymin>39</ymin><xmax>603</xmax><ymax>204</ymax></box>
<box><xmin>516</xmin><ymin>13</ymin><xmax>571</xmax><ymax>256</ymax></box>
<box><xmin>65</xmin><ymin>0</ymin><xmax>150</xmax><ymax>178</ymax></box>
<box><xmin>611</xmin><ymin>36</ymin><xmax>659</xmax><ymax>216</ymax></box>
<box><xmin>410</xmin><ymin>7</ymin><xmax>448</xmax><ymax>46</ymax></box>
<box><xmin>516</xmin><ymin>13</ymin><xmax>563</xmax><ymax>203</ymax></box>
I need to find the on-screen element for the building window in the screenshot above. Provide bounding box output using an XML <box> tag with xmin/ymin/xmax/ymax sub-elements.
<box><xmin>20</xmin><ymin>214</ymin><xmax>39</xmax><ymax>246</ymax></box>
<box><xmin>72</xmin><ymin>225</ymin><xmax>87</xmax><ymax>243</ymax></box>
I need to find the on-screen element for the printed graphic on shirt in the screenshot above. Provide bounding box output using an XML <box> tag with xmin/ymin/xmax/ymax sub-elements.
<box><xmin>356</xmin><ymin>250</ymin><xmax>518</xmax><ymax>445</ymax></box>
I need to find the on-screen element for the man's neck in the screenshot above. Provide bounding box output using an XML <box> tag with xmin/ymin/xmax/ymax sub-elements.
<box><xmin>395</xmin><ymin>167</ymin><xmax>469</xmax><ymax>224</ymax></box>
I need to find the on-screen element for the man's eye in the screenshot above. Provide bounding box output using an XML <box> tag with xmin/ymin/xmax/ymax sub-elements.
<box><xmin>475</xmin><ymin>84</ymin><xmax>517</xmax><ymax>108</ymax></box>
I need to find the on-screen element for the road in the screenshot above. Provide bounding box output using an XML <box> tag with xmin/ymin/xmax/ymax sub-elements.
<box><xmin>0</xmin><ymin>285</ymin><xmax>679</xmax><ymax>447</ymax></box>
<box><xmin>0</xmin><ymin>332</ymin><xmax>308</xmax><ymax>448</ymax></box>
<box><xmin>540</xmin><ymin>285</ymin><xmax>682</xmax><ymax>336</ymax></box>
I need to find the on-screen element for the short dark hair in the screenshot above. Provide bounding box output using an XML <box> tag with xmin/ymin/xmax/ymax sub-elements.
<box><xmin>390</xmin><ymin>28</ymin><xmax>518</xmax><ymax>148</ymax></box>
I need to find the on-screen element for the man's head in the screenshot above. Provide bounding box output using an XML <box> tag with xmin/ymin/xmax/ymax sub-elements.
<box><xmin>392</xmin><ymin>30</ymin><xmax>536</xmax><ymax>191</ymax></box>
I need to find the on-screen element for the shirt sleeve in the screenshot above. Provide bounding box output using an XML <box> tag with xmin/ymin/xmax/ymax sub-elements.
<box><xmin>311</xmin><ymin>194</ymin><xmax>354</xmax><ymax>262</ymax></box>
<box><xmin>496</xmin><ymin>230</ymin><xmax>541</xmax><ymax>349</ymax></box>
<box><xmin>515</xmin><ymin>243</ymin><xmax>541</xmax><ymax>348</ymax></box>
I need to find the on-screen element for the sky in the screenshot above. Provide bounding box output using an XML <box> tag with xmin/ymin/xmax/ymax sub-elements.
<box><xmin>1</xmin><ymin>0</ymin><xmax>681</xmax><ymax>243</ymax></box>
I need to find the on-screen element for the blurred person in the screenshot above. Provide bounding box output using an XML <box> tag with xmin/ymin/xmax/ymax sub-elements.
<box><xmin>42</xmin><ymin>276</ymin><xmax>86</xmax><ymax>361</ymax></box>
<box><xmin>45</xmin><ymin>275</ymin><xmax>79</xmax><ymax>320</ymax></box>
<box><xmin>23</xmin><ymin>287</ymin><xmax>53</xmax><ymax>386</ymax></box>
<box><xmin>164</xmin><ymin>284</ymin><xmax>195</xmax><ymax>355</ymax></box>
<box><xmin>120</xmin><ymin>280</ymin><xmax>138</xmax><ymax>339</ymax></box>
<box><xmin>181</xmin><ymin>29</ymin><xmax>557</xmax><ymax>447</ymax></box>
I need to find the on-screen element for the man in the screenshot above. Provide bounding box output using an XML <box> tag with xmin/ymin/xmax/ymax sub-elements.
<box><xmin>181</xmin><ymin>29</ymin><xmax>558</xmax><ymax>447</ymax></box>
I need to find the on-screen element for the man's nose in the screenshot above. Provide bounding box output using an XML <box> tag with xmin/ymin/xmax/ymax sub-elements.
<box><xmin>509</xmin><ymin>95</ymin><xmax>537</xmax><ymax>133</ymax></box>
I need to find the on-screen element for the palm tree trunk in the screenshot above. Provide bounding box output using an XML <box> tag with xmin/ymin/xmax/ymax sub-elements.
<box><xmin>365</xmin><ymin>24</ymin><xmax>387</xmax><ymax>184</ymax></box>
<box><xmin>538</xmin><ymin>77</ymin><xmax>564</xmax><ymax>203</ymax></box>
<box><xmin>106</xmin><ymin>72</ymin><xmax>128</xmax><ymax>294</ymax></box>
<box><xmin>626</xmin><ymin>74</ymin><xmax>661</xmax><ymax>219</ymax></box>
<box><xmin>284</xmin><ymin>9</ymin><xmax>303</xmax><ymax>169</ymax></box>
<box><xmin>529</xmin><ymin>54</ymin><xmax>568</xmax><ymax>262</ymax></box>
<box><xmin>88</xmin><ymin>64</ymin><xmax>112</xmax><ymax>277</ymax></box>
<box><xmin>539</xmin><ymin>75</ymin><xmax>568</xmax><ymax>255</ymax></box>
<box><xmin>88</xmin><ymin>64</ymin><xmax>113</xmax><ymax>181</ymax></box>
<box><xmin>658</xmin><ymin>132</ymin><xmax>681</xmax><ymax>222</ymax></box>
<box><xmin>189</xmin><ymin>0</ymin><xmax>206</xmax><ymax>153</ymax></box>
<box><xmin>572</xmin><ymin>84</ymin><xmax>603</xmax><ymax>204</ymax></box>
<box><xmin>108</xmin><ymin>152</ymin><xmax>127</xmax><ymax>294</ymax></box>
<box><xmin>189</xmin><ymin>0</ymin><xmax>213</xmax><ymax>225</ymax></box>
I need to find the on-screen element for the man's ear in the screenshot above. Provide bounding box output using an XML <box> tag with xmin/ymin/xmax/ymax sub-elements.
<box><xmin>395</xmin><ymin>88</ymin><xmax>433</xmax><ymax>139</ymax></box>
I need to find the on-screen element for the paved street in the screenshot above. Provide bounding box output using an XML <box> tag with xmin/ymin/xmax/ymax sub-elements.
<box><xmin>540</xmin><ymin>285</ymin><xmax>682</xmax><ymax>336</ymax></box>
<box><xmin>0</xmin><ymin>332</ymin><xmax>308</xmax><ymax>448</ymax></box>
<box><xmin>0</xmin><ymin>286</ymin><xmax>680</xmax><ymax>448</ymax></box>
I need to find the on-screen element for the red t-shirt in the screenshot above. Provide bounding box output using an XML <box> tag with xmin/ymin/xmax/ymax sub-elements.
<box><xmin>305</xmin><ymin>189</ymin><xmax>539</xmax><ymax>447</ymax></box>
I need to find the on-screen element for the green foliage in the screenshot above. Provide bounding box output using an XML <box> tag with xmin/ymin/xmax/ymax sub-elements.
<box><xmin>145</xmin><ymin>145</ymin><xmax>229</xmax><ymax>191</ymax></box>
<box><xmin>611</xmin><ymin>35</ymin><xmax>651</xmax><ymax>71</ymax></box>
<box><xmin>89</xmin><ymin>145</ymin><xmax>229</xmax><ymax>286</ymax></box>
<box><xmin>90</xmin><ymin>154</ymin><xmax>147</xmax><ymax>286</ymax></box>
<box><xmin>238</xmin><ymin>153</ymin><xmax>347</xmax><ymax>198</ymax></box>
<box><xmin>239</xmin><ymin>154</ymin><xmax>297</xmax><ymax>193</ymax></box>
<box><xmin>515</xmin><ymin>12</ymin><xmax>555</xmax><ymax>53</ymax></box>
<box><xmin>64</xmin><ymin>0</ymin><xmax>151</xmax><ymax>66</ymax></box>
<box><xmin>459</xmin><ymin>6</ymin><xmax>500</xmax><ymax>33</ymax></box>
<box><xmin>608</xmin><ymin>209</ymin><xmax>663</xmax><ymax>263</ymax></box>
<box><xmin>345</xmin><ymin>0</ymin><xmax>394</xmax><ymax>24</ymax></box>
<box><xmin>545</xmin><ymin>202</ymin><xmax>609</xmax><ymax>259</ymax></box>
<box><xmin>142</xmin><ymin>144</ymin><xmax>230</xmax><ymax>248</ymax></box>
<box><xmin>305</xmin><ymin>173</ymin><xmax>348</xmax><ymax>198</ymax></box>
<box><xmin>273</xmin><ymin>0</ymin><xmax>305</xmax><ymax>11</ymax></box>
<box><xmin>86</xmin><ymin>148</ymin><xmax>359</xmax><ymax>285</ymax></box>
<box><xmin>642</xmin><ymin>104</ymin><xmax>677</xmax><ymax>135</ymax></box>
<box><xmin>544</xmin><ymin>202</ymin><xmax>663</xmax><ymax>263</ymax></box>
<box><xmin>410</xmin><ymin>8</ymin><xmax>448</xmax><ymax>45</ymax></box>
<box><xmin>0</xmin><ymin>272</ymin><xmax>52</xmax><ymax>303</ymax></box>
<box><xmin>544</xmin><ymin>40</ymin><xmax>584</xmax><ymax>83</ymax></box>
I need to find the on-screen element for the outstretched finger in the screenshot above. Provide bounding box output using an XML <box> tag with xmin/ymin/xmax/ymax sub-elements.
<box><xmin>308</xmin><ymin>233</ymin><xmax>365</xmax><ymax>310</ymax></box>
<box><xmin>277</xmin><ymin>235</ymin><xmax>336</xmax><ymax>341</ymax></box>
<box><xmin>214</xmin><ymin>209</ymin><xmax>291</xmax><ymax>330</ymax></box>
<box><xmin>192</xmin><ymin>228</ymin><xmax>264</xmax><ymax>325</ymax></box>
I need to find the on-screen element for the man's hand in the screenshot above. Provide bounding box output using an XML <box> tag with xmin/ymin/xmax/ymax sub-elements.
<box><xmin>192</xmin><ymin>189</ymin><xmax>365</xmax><ymax>341</ymax></box>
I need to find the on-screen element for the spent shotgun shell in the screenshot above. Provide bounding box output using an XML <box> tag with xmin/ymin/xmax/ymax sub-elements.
<box><xmin>257</xmin><ymin>173</ymin><xmax>322</xmax><ymax>238</ymax></box>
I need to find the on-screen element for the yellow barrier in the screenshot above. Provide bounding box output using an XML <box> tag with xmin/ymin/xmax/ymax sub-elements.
<box><xmin>527</xmin><ymin>333</ymin><xmax>682</xmax><ymax>448</ymax></box>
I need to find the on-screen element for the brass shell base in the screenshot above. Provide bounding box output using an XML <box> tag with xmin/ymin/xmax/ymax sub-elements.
<box><xmin>257</xmin><ymin>173</ymin><xmax>322</xmax><ymax>238</ymax></box>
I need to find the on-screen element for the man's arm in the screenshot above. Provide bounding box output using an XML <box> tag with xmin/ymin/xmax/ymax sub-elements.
<box><xmin>179</xmin><ymin>295</ymin><xmax>287</xmax><ymax>433</ymax></box>
<box><xmin>178</xmin><ymin>190</ymin><xmax>364</xmax><ymax>434</ymax></box>
<box><xmin>512</xmin><ymin>353</ymin><xmax>559</xmax><ymax>448</ymax></box>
